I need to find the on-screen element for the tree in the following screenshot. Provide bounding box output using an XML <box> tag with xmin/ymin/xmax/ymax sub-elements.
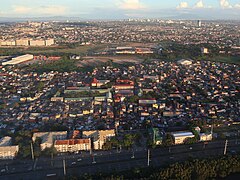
<box><xmin>42</xmin><ymin>147</ymin><xmax>57</xmax><ymax>157</ymax></box>
<box><xmin>184</xmin><ymin>137</ymin><xmax>197</xmax><ymax>144</ymax></box>
<box><xmin>163</xmin><ymin>133</ymin><xmax>174</xmax><ymax>146</ymax></box>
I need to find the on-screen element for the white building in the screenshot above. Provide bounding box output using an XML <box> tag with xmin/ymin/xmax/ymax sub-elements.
<box><xmin>32</xmin><ymin>131</ymin><xmax>67</xmax><ymax>150</ymax></box>
<box><xmin>16</xmin><ymin>39</ymin><xmax>29</xmax><ymax>46</ymax></box>
<box><xmin>82</xmin><ymin>130</ymin><xmax>115</xmax><ymax>150</ymax></box>
<box><xmin>200</xmin><ymin>133</ymin><xmax>212</xmax><ymax>142</ymax></box>
<box><xmin>0</xmin><ymin>137</ymin><xmax>19</xmax><ymax>159</ymax></box>
<box><xmin>177</xmin><ymin>59</ymin><xmax>193</xmax><ymax>66</ymax></box>
<box><xmin>201</xmin><ymin>47</ymin><xmax>209</xmax><ymax>54</ymax></box>
<box><xmin>2</xmin><ymin>54</ymin><xmax>34</xmax><ymax>65</ymax></box>
<box><xmin>172</xmin><ymin>131</ymin><xmax>195</xmax><ymax>144</ymax></box>
<box><xmin>0</xmin><ymin>146</ymin><xmax>19</xmax><ymax>160</ymax></box>
<box><xmin>0</xmin><ymin>40</ymin><xmax>16</xmax><ymax>46</ymax></box>
<box><xmin>29</xmin><ymin>39</ymin><xmax>45</xmax><ymax>46</ymax></box>
<box><xmin>54</xmin><ymin>138</ymin><xmax>91</xmax><ymax>153</ymax></box>
<box><xmin>45</xmin><ymin>39</ymin><xmax>55</xmax><ymax>46</ymax></box>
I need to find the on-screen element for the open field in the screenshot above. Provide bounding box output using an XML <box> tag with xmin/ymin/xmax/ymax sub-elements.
<box><xmin>78</xmin><ymin>56</ymin><xmax>144</xmax><ymax>67</ymax></box>
<box><xmin>0</xmin><ymin>44</ymin><xmax>106</xmax><ymax>56</ymax></box>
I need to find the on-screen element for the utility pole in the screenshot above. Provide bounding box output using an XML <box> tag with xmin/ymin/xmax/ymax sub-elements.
<box><xmin>92</xmin><ymin>154</ymin><xmax>96</xmax><ymax>164</ymax></box>
<box><xmin>131</xmin><ymin>149</ymin><xmax>135</xmax><ymax>159</ymax></box>
<box><xmin>211</xmin><ymin>123</ymin><xmax>214</xmax><ymax>136</ymax></box>
<box><xmin>224</xmin><ymin>140</ymin><xmax>228</xmax><ymax>155</ymax></box>
<box><xmin>30</xmin><ymin>142</ymin><xmax>34</xmax><ymax>161</ymax></box>
<box><xmin>51</xmin><ymin>153</ymin><xmax>54</xmax><ymax>167</ymax></box>
<box><xmin>63</xmin><ymin>159</ymin><xmax>66</xmax><ymax>176</ymax></box>
<box><xmin>90</xmin><ymin>147</ymin><xmax>92</xmax><ymax>155</ymax></box>
<box><xmin>147</xmin><ymin>149</ymin><xmax>150</xmax><ymax>167</ymax></box>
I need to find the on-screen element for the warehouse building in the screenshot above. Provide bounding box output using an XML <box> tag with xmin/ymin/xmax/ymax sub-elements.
<box><xmin>2</xmin><ymin>54</ymin><xmax>34</xmax><ymax>65</ymax></box>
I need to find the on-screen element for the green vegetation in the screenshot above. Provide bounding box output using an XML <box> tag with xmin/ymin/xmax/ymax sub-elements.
<box><xmin>0</xmin><ymin>44</ymin><xmax>105</xmax><ymax>56</ymax></box>
<box><xmin>162</xmin><ymin>133</ymin><xmax>174</xmax><ymax>146</ymax></box>
<box><xmin>26</xmin><ymin>59</ymin><xmax>93</xmax><ymax>73</ymax></box>
<box><xmin>73</xmin><ymin>155</ymin><xmax>240</xmax><ymax>180</ymax></box>
<box><xmin>64</xmin><ymin>91</ymin><xmax>106</xmax><ymax>98</ymax></box>
<box><xmin>13</xmin><ymin>131</ymin><xmax>32</xmax><ymax>158</ymax></box>
<box><xmin>102</xmin><ymin>133</ymin><xmax>141</xmax><ymax>150</ymax></box>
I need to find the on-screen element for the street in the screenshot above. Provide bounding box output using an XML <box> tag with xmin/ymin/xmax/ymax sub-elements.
<box><xmin>0</xmin><ymin>139</ymin><xmax>240</xmax><ymax>180</ymax></box>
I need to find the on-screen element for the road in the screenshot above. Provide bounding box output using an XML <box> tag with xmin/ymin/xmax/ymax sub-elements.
<box><xmin>0</xmin><ymin>139</ymin><xmax>240</xmax><ymax>180</ymax></box>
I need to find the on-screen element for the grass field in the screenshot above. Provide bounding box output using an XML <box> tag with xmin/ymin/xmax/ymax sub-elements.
<box><xmin>0</xmin><ymin>44</ymin><xmax>106</xmax><ymax>56</ymax></box>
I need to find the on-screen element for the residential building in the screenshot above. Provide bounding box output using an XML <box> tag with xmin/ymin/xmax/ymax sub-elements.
<box><xmin>29</xmin><ymin>39</ymin><xmax>45</xmax><ymax>46</ymax></box>
<box><xmin>82</xmin><ymin>130</ymin><xmax>115</xmax><ymax>150</ymax></box>
<box><xmin>16</xmin><ymin>39</ymin><xmax>29</xmax><ymax>46</ymax></box>
<box><xmin>54</xmin><ymin>138</ymin><xmax>91</xmax><ymax>153</ymax></box>
<box><xmin>200</xmin><ymin>133</ymin><xmax>213</xmax><ymax>141</ymax></box>
<box><xmin>32</xmin><ymin>131</ymin><xmax>67</xmax><ymax>150</ymax></box>
<box><xmin>0</xmin><ymin>136</ymin><xmax>19</xmax><ymax>159</ymax></box>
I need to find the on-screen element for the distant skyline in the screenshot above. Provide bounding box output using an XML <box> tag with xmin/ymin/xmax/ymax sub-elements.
<box><xmin>0</xmin><ymin>0</ymin><xmax>240</xmax><ymax>20</ymax></box>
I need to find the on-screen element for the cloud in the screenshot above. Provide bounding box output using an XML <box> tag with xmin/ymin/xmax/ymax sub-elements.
<box><xmin>118</xmin><ymin>0</ymin><xmax>146</xmax><ymax>10</ymax></box>
<box><xmin>177</xmin><ymin>2</ymin><xmax>189</xmax><ymax>9</ymax></box>
<box><xmin>38</xmin><ymin>6</ymin><xmax>67</xmax><ymax>15</ymax></box>
<box><xmin>13</xmin><ymin>6</ymin><xmax>32</xmax><ymax>14</ymax></box>
<box><xmin>194</xmin><ymin>0</ymin><xmax>204</xmax><ymax>8</ymax></box>
<box><xmin>219</xmin><ymin>0</ymin><xmax>232</xmax><ymax>8</ymax></box>
<box><xmin>235</xmin><ymin>4</ymin><xmax>240</xmax><ymax>8</ymax></box>
<box><xmin>12</xmin><ymin>5</ymin><xmax>67</xmax><ymax>15</ymax></box>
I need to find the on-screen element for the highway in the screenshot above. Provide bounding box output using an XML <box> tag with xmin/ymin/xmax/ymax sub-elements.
<box><xmin>0</xmin><ymin>139</ymin><xmax>240</xmax><ymax>180</ymax></box>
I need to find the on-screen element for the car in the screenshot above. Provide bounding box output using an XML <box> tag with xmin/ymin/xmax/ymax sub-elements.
<box><xmin>71</xmin><ymin>162</ymin><xmax>76</xmax><ymax>165</ymax></box>
<box><xmin>1</xmin><ymin>169</ymin><xmax>6</xmax><ymax>173</ymax></box>
<box><xmin>46</xmin><ymin>173</ymin><xmax>57</xmax><ymax>178</ymax></box>
<box><xmin>77</xmin><ymin>158</ymin><xmax>82</xmax><ymax>162</ymax></box>
<box><xmin>36</xmin><ymin>166</ymin><xmax>43</xmax><ymax>170</ymax></box>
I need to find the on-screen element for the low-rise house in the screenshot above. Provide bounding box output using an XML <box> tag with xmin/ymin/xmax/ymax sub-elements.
<box><xmin>200</xmin><ymin>133</ymin><xmax>212</xmax><ymax>142</ymax></box>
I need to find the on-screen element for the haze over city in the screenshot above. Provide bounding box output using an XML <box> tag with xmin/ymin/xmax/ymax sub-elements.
<box><xmin>0</xmin><ymin>0</ymin><xmax>240</xmax><ymax>20</ymax></box>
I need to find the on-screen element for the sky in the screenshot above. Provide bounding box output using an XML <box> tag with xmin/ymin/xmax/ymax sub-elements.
<box><xmin>0</xmin><ymin>0</ymin><xmax>240</xmax><ymax>20</ymax></box>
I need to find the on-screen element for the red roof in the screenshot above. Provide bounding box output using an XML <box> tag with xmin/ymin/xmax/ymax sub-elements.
<box><xmin>92</xmin><ymin>78</ymin><xmax>99</xmax><ymax>83</ymax></box>
<box><xmin>55</xmin><ymin>139</ymin><xmax>90</xmax><ymax>145</ymax></box>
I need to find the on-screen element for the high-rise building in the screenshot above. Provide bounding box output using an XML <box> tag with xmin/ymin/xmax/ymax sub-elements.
<box><xmin>45</xmin><ymin>39</ymin><xmax>55</xmax><ymax>46</ymax></box>
<box><xmin>197</xmin><ymin>20</ymin><xmax>202</xmax><ymax>27</ymax></box>
<box><xmin>29</xmin><ymin>39</ymin><xmax>45</xmax><ymax>46</ymax></box>
<box><xmin>16</xmin><ymin>39</ymin><xmax>29</xmax><ymax>46</ymax></box>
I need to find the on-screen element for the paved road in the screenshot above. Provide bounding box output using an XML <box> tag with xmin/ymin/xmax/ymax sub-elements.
<box><xmin>0</xmin><ymin>139</ymin><xmax>240</xmax><ymax>180</ymax></box>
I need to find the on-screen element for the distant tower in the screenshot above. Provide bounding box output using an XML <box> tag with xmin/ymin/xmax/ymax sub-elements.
<box><xmin>197</xmin><ymin>20</ymin><xmax>202</xmax><ymax>27</ymax></box>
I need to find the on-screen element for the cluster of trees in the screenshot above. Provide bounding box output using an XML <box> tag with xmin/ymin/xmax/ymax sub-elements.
<box><xmin>102</xmin><ymin>133</ymin><xmax>141</xmax><ymax>150</ymax></box>
<box><xmin>64</xmin><ymin>91</ymin><xmax>105</xmax><ymax>98</ymax></box>
<box><xmin>75</xmin><ymin>155</ymin><xmax>240</xmax><ymax>180</ymax></box>
<box><xmin>150</xmin><ymin>155</ymin><xmax>240</xmax><ymax>179</ymax></box>
<box><xmin>14</xmin><ymin>131</ymin><xmax>32</xmax><ymax>158</ymax></box>
<box><xmin>27</xmin><ymin>58</ymin><xmax>93</xmax><ymax>73</ymax></box>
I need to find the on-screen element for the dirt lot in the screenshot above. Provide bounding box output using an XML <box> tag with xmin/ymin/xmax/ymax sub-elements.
<box><xmin>77</xmin><ymin>55</ymin><xmax>144</xmax><ymax>67</ymax></box>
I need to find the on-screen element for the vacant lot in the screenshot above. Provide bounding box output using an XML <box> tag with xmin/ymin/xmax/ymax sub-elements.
<box><xmin>78</xmin><ymin>56</ymin><xmax>144</xmax><ymax>67</ymax></box>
